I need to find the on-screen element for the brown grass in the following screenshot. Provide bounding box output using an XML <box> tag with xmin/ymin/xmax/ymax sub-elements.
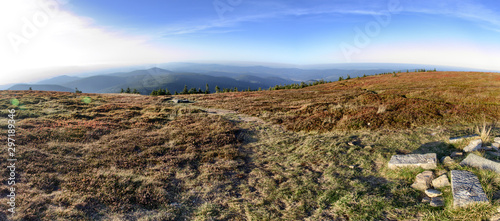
<box><xmin>190</xmin><ymin>71</ymin><xmax>500</xmax><ymax>132</ymax></box>
<box><xmin>0</xmin><ymin>71</ymin><xmax>499</xmax><ymax>220</ymax></box>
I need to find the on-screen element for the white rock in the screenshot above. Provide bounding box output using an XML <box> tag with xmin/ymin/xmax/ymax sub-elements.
<box><xmin>463</xmin><ymin>139</ymin><xmax>483</xmax><ymax>152</ymax></box>
<box><xmin>492</xmin><ymin>143</ymin><xmax>500</xmax><ymax>150</ymax></box>
<box><xmin>432</xmin><ymin>174</ymin><xmax>450</xmax><ymax>188</ymax></box>
<box><xmin>411</xmin><ymin>171</ymin><xmax>434</xmax><ymax>191</ymax></box>
<box><xmin>460</xmin><ymin>153</ymin><xmax>500</xmax><ymax>174</ymax></box>
<box><xmin>425</xmin><ymin>189</ymin><xmax>443</xmax><ymax>197</ymax></box>
<box><xmin>441</xmin><ymin>156</ymin><xmax>455</xmax><ymax>166</ymax></box>
<box><xmin>495</xmin><ymin>137</ymin><xmax>500</xmax><ymax>143</ymax></box>
<box><xmin>449</xmin><ymin>135</ymin><xmax>479</xmax><ymax>143</ymax></box>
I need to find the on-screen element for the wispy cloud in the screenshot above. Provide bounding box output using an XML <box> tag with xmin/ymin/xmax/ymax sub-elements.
<box><xmin>158</xmin><ymin>4</ymin><xmax>388</xmax><ymax>36</ymax></box>
<box><xmin>400</xmin><ymin>0</ymin><xmax>500</xmax><ymax>32</ymax></box>
<box><xmin>158</xmin><ymin>0</ymin><xmax>500</xmax><ymax>37</ymax></box>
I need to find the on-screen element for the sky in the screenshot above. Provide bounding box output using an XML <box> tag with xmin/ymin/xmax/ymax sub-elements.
<box><xmin>1</xmin><ymin>0</ymin><xmax>500</xmax><ymax>84</ymax></box>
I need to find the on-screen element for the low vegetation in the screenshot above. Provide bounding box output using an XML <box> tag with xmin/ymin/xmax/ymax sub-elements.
<box><xmin>0</xmin><ymin>71</ymin><xmax>499</xmax><ymax>220</ymax></box>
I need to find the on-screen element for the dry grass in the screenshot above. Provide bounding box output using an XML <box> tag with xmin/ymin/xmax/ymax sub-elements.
<box><xmin>189</xmin><ymin>71</ymin><xmax>500</xmax><ymax>132</ymax></box>
<box><xmin>0</xmin><ymin>71</ymin><xmax>499</xmax><ymax>220</ymax></box>
<box><xmin>475</xmin><ymin>119</ymin><xmax>495</xmax><ymax>144</ymax></box>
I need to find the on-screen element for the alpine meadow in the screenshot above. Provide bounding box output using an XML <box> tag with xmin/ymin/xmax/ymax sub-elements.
<box><xmin>2</xmin><ymin>0</ymin><xmax>500</xmax><ymax>220</ymax></box>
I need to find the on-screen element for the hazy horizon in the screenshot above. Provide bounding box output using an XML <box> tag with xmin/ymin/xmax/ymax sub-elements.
<box><xmin>2</xmin><ymin>0</ymin><xmax>500</xmax><ymax>84</ymax></box>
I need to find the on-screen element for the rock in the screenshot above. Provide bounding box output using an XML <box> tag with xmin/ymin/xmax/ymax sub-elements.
<box><xmin>491</xmin><ymin>214</ymin><xmax>500</xmax><ymax>221</ymax></box>
<box><xmin>488</xmin><ymin>151</ymin><xmax>500</xmax><ymax>157</ymax></box>
<box><xmin>460</xmin><ymin>153</ymin><xmax>500</xmax><ymax>174</ymax></box>
<box><xmin>425</xmin><ymin>189</ymin><xmax>443</xmax><ymax>197</ymax></box>
<box><xmin>432</xmin><ymin>174</ymin><xmax>450</xmax><ymax>188</ymax></box>
<box><xmin>441</xmin><ymin>156</ymin><xmax>455</xmax><ymax>166</ymax></box>
<box><xmin>388</xmin><ymin>153</ymin><xmax>437</xmax><ymax>170</ymax></box>
<box><xmin>364</xmin><ymin>145</ymin><xmax>372</xmax><ymax>150</ymax></box>
<box><xmin>451</xmin><ymin>170</ymin><xmax>489</xmax><ymax>208</ymax></box>
<box><xmin>450</xmin><ymin>151</ymin><xmax>463</xmax><ymax>158</ymax></box>
<box><xmin>347</xmin><ymin>141</ymin><xmax>355</xmax><ymax>146</ymax></box>
<box><xmin>411</xmin><ymin>171</ymin><xmax>434</xmax><ymax>191</ymax></box>
<box><xmin>449</xmin><ymin>135</ymin><xmax>480</xmax><ymax>143</ymax></box>
<box><xmin>422</xmin><ymin>196</ymin><xmax>431</xmax><ymax>203</ymax></box>
<box><xmin>172</xmin><ymin>98</ymin><xmax>190</xmax><ymax>103</ymax></box>
<box><xmin>482</xmin><ymin>146</ymin><xmax>495</xmax><ymax>151</ymax></box>
<box><xmin>495</xmin><ymin>137</ymin><xmax>500</xmax><ymax>143</ymax></box>
<box><xmin>492</xmin><ymin>143</ymin><xmax>500</xmax><ymax>150</ymax></box>
<box><xmin>430</xmin><ymin>196</ymin><xmax>445</xmax><ymax>207</ymax></box>
<box><xmin>435</xmin><ymin>169</ymin><xmax>447</xmax><ymax>177</ymax></box>
<box><xmin>463</xmin><ymin>139</ymin><xmax>483</xmax><ymax>152</ymax></box>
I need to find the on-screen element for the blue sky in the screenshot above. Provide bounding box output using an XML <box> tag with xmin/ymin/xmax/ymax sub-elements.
<box><xmin>2</xmin><ymin>0</ymin><xmax>500</xmax><ymax>84</ymax></box>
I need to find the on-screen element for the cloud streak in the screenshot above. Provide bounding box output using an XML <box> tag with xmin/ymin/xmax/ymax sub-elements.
<box><xmin>158</xmin><ymin>0</ymin><xmax>500</xmax><ymax>37</ymax></box>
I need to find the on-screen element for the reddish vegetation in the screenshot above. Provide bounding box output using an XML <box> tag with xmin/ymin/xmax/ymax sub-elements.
<box><xmin>191</xmin><ymin>71</ymin><xmax>500</xmax><ymax>131</ymax></box>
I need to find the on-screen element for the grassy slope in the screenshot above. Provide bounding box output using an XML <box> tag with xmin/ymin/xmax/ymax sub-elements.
<box><xmin>191</xmin><ymin>71</ymin><xmax>500</xmax><ymax>131</ymax></box>
<box><xmin>0</xmin><ymin>71</ymin><xmax>499</xmax><ymax>220</ymax></box>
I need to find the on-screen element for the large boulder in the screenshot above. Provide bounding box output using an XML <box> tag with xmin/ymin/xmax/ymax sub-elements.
<box><xmin>451</xmin><ymin>170</ymin><xmax>489</xmax><ymax>208</ymax></box>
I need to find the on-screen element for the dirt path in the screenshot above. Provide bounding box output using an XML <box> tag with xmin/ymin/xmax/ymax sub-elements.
<box><xmin>196</xmin><ymin>107</ymin><xmax>266</xmax><ymax>124</ymax></box>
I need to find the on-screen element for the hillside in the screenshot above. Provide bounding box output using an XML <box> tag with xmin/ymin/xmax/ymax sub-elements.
<box><xmin>36</xmin><ymin>75</ymin><xmax>82</xmax><ymax>85</ymax></box>
<box><xmin>8</xmin><ymin>68</ymin><xmax>300</xmax><ymax>95</ymax></box>
<box><xmin>1</xmin><ymin>71</ymin><xmax>500</xmax><ymax>220</ymax></box>
<box><xmin>7</xmin><ymin>84</ymin><xmax>74</xmax><ymax>92</ymax></box>
<box><xmin>191</xmin><ymin>71</ymin><xmax>500</xmax><ymax>131</ymax></box>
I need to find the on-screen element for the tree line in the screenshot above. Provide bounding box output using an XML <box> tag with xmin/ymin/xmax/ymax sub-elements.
<box><xmin>120</xmin><ymin>87</ymin><xmax>141</xmax><ymax>94</ymax></box>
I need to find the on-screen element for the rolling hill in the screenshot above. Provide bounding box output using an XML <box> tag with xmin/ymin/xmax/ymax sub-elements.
<box><xmin>36</xmin><ymin>75</ymin><xmax>82</xmax><ymax>85</ymax></box>
<box><xmin>7</xmin><ymin>84</ymin><xmax>74</xmax><ymax>92</ymax></box>
<box><xmin>6</xmin><ymin>68</ymin><xmax>301</xmax><ymax>94</ymax></box>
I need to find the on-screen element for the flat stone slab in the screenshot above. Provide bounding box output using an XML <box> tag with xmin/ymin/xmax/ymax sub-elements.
<box><xmin>463</xmin><ymin>139</ymin><xmax>483</xmax><ymax>152</ymax></box>
<box><xmin>451</xmin><ymin>170</ymin><xmax>489</xmax><ymax>208</ymax></box>
<box><xmin>460</xmin><ymin>153</ymin><xmax>500</xmax><ymax>174</ymax></box>
<box><xmin>388</xmin><ymin>153</ymin><xmax>437</xmax><ymax>169</ymax></box>
<box><xmin>495</xmin><ymin>137</ymin><xmax>500</xmax><ymax>143</ymax></box>
<box><xmin>449</xmin><ymin>135</ymin><xmax>479</xmax><ymax>143</ymax></box>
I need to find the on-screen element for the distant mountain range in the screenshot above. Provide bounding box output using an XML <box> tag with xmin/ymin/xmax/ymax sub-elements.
<box><xmin>6</xmin><ymin>67</ymin><xmax>303</xmax><ymax>94</ymax></box>
<box><xmin>6</xmin><ymin>63</ymin><xmax>466</xmax><ymax>94</ymax></box>
<box><xmin>8</xmin><ymin>84</ymin><xmax>74</xmax><ymax>92</ymax></box>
